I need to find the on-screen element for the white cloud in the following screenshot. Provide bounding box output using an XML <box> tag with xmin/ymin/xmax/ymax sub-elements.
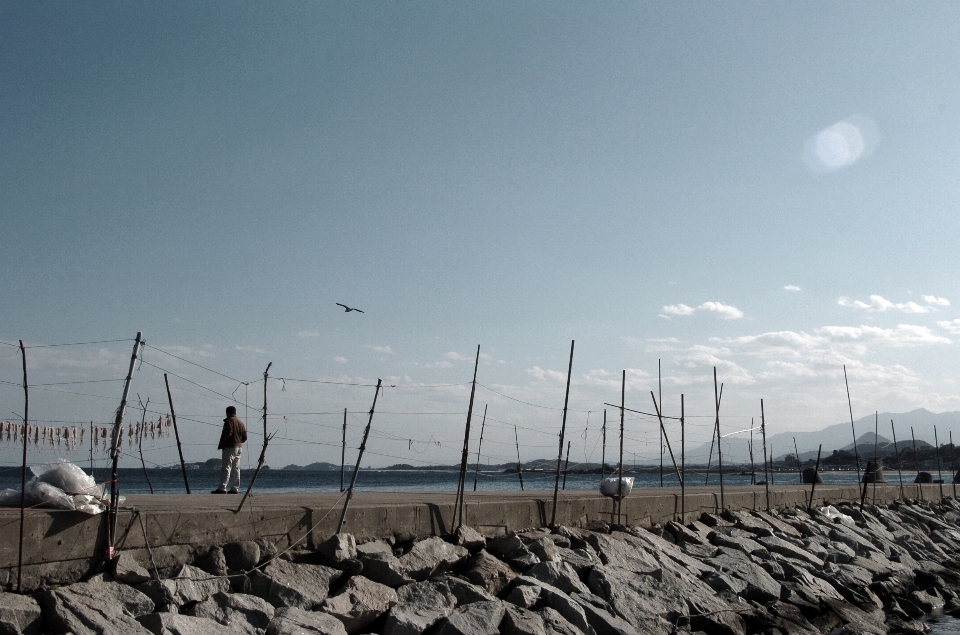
<box><xmin>661</xmin><ymin>302</ymin><xmax>743</xmax><ymax>320</ymax></box>
<box><xmin>446</xmin><ymin>351</ymin><xmax>470</xmax><ymax>361</ymax></box>
<box><xmin>938</xmin><ymin>319</ymin><xmax>960</xmax><ymax>335</ymax></box>
<box><xmin>526</xmin><ymin>366</ymin><xmax>568</xmax><ymax>383</ymax></box>
<box><xmin>783</xmin><ymin>285</ymin><xmax>802</xmax><ymax>292</ymax></box>
<box><xmin>235</xmin><ymin>345</ymin><xmax>267</xmax><ymax>354</ymax></box>
<box><xmin>334</xmin><ymin>356</ymin><xmax>348</xmax><ymax>363</ymax></box>
<box><xmin>365</xmin><ymin>345</ymin><xmax>394</xmax><ymax>354</ymax></box>
<box><xmin>924</xmin><ymin>295</ymin><xmax>950</xmax><ymax>307</ymax></box>
<box><xmin>838</xmin><ymin>295</ymin><xmax>930</xmax><ymax>314</ymax></box>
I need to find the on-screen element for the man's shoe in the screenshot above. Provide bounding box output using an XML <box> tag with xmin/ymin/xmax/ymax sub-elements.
<box><xmin>211</xmin><ymin>489</ymin><xmax>227</xmax><ymax>494</ymax></box>
<box><xmin>228</xmin><ymin>489</ymin><xmax>239</xmax><ymax>494</ymax></box>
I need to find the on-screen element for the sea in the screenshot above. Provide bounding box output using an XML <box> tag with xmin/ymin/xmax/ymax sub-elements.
<box><xmin>0</xmin><ymin>463</ymin><xmax>902</xmax><ymax>495</ymax></box>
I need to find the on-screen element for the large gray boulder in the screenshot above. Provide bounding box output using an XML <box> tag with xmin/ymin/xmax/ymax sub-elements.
<box><xmin>397</xmin><ymin>537</ymin><xmax>469</xmax><ymax>580</ymax></box>
<box><xmin>321</xmin><ymin>575</ymin><xmax>398</xmax><ymax>633</ymax></box>
<box><xmin>137</xmin><ymin>564</ymin><xmax>231</xmax><ymax>608</ymax></box>
<box><xmin>357</xmin><ymin>550</ymin><xmax>415</xmax><ymax>587</ymax></box>
<box><xmin>756</xmin><ymin>535</ymin><xmax>823</xmax><ymax>567</ymax></box>
<box><xmin>0</xmin><ymin>591</ymin><xmax>42</xmax><ymax>635</ymax></box>
<box><xmin>500</xmin><ymin>605</ymin><xmax>546</xmax><ymax>635</ymax></box>
<box><xmin>187</xmin><ymin>591</ymin><xmax>274</xmax><ymax>635</ymax></box>
<box><xmin>433</xmin><ymin>600</ymin><xmax>505</xmax><ymax>635</ymax></box>
<box><xmin>223</xmin><ymin>541</ymin><xmax>262</xmax><ymax>571</ymax></box>
<box><xmin>318</xmin><ymin>533</ymin><xmax>357</xmax><ymax>564</ymax></box>
<box><xmin>538</xmin><ymin>607</ymin><xmax>580</xmax><ymax>635</ymax></box>
<box><xmin>37</xmin><ymin>576</ymin><xmax>155</xmax><ymax>635</ymax></box>
<box><xmin>527</xmin><ymin>538</ymin><xmax>560</xmax><ymax>563</ymax></box>
<box><xmin>113</xmin><ymin>552</ymin><xmax>153</xmax><ymax>584</ymax></box>
<box><xmin>706</xmin><ymin>549</ymin><xmax>782</xmax><ymax>602</ymax></box>
<box><xmin>462</xmin><ymin>549</ymin><xmax>517</xmax><ymax>595</ymax></box>
<box><xmin>586</xmin><ymin>534</ymin><xmax>659</xmax><ymax>574</ymax></box>
<box><xmin>513</xmin><ymin>578</ymin><xmax>595</xmax><ymax>635</ymax></box>
<box><xmin>255</xmin><ymin>558</ymin><xmax>342</xmax><ymax>609</ymax></box>
<box><xmin>439</xmin><ymin>574</ymin><xmax>498</xmax><ymax>605</ymax></box>
<box><xmin>138</xmin><ymin>613</ymin><xmax>236</xmax><ymax>635</ymax></box>
<box><xmin>266</xmin><ymin>606</ymin><xmax>347</xmax><ymax>635</ymax></box>
<box><xmin>383</xmin><ymin>580</ymin><xmax>454</xmax><ymax>635</ymax></box>
<box><xmin>573</xmin><ymin>597</ymin><xmax>640</xmax><ymax>635</ymax></box>
<box><xmin>525</xmin><ymin>561</ymin><xmax>590</xmax><ymax>596</ymax></box>
<box><xmin>455</xmin><ymin>525</ymin><xmax>487</xmax><ymax>551</ymax></box>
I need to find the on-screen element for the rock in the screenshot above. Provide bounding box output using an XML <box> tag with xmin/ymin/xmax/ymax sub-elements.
<box><xmin>708</xmin><ymin>532</ymin><xmax>766</xmax><ymax>557</ymax></box>
<box><xmin>514</xmin><ymin>577</ymin><xmax>595</xmax><ymax>635</ymax></box>
<box><xmin>197</xmin><ymin>546</ymin><xmax>228</xmax><ymax>577</ymax></box>
<box><xmin>526</xmin><ymin>561</ymin><xmax>590</xmax><ymax>596</ymax></box>
<box><xmin>187</xmin><ymin>591</ymin><xmax>274</xmax><ymax>635</ymax></box>
<box><xmin>527</xmin><ymin>538</ymin><xmax>560</xmax><ymax>563</ymax></box>
<box><xmin>396</xmin><ymin>537</ymin><xmax>469</xmax><ymax>581</ymax></box>
<box><xmin>357</xmin><ymin>540</ymin><xmax>394</xmax><ymax>556</ymax></box>
<box><xmin>586</xmin><ymin>534</ymin><xmax>659</xmax><ymax>574</ymax></box>
<box><xmin>357</xmin><ymin>551</ymin><xmax>415</xmax><ymax>587</ymax></box>
<box><xmin>557</xmin><ymin>547</ymin><xmax>599</xmax><ymax>574</ymax></box>
<box><xmin>321</xmin><ymin>575</ymin><xmax>398</xmax><ymax>633</ymax></box>
<box><xmin>433</xmin><ymin>600</ymin><xmax>505</xmax><ymax>635</ymax></box>
<box><xmin>440</xmin><ymin>574</ymin><xmax>499</xmax><ymax>605</ymax></box>
<box><xmin>257</xmin><ymin>558</ymin><xmax>342</xmax><ymax>609</ymax></box>
<box><xmin>138</xmin><ymin>612</ymin><xmax>236</xmax><ymax>635</ymax></box>
<box><xmin>505</xmin><ymin>585</ymin><xmax>541</xmax><ymax>609</ymax></box>
<box><xmin>37</xmin><ymin>577</ymin><xmax>155</xmax><ymax>635</ymax></box>
<box><xmin>114</xmin><ymin>552</ymin><xmax>153</xmax><ymax>585</ymax></box>
<box><xmin>756</xmin><ymin>535</ymin><xmax>823</xmax><ymax>567</ymax></box>
<box><xmin>266</xmin><ymin>606</ymin><xmax>347</xmax><ymax>635</ymax></box>
<box><xmin>488</xmin><ymin>535</ymin><xmax>525</xmax><ymax>558</ymax></box>
<box><xmin>223</xmin><ymin>541</ymin><xmax>261</xmax><ymax>571</ymax></box>
<box><xmin>318</xmin><ymin>534</ymin><xmax>357</xmax><ymax>564</ymax></box>
<box><xmin>538</xmin><ymin>607</ymin><xmax>581</xmax><ymax>635</ymax></box>
<box><xmin>383</xmin><ymin>581</ymin><xmax>454</xmax><ymax>635</ymax></box>
<box><xmin>706</xmin><ymin>549</ymin><xmax>781</xmax><ymax>602</ymax></box>
<box><xmin>501</xmin><ymin>546</ymin><xmax>541</xmax><ymax>569</ymax></box>
<box><xmin>137</xmin><ymin>564</ymin><xmax>231</xmax><ymax>608</ymax></box>
<box><xmin>455</xmin><ymin>526</ymin><xmax>487</xmax><ymax>551</ymax></box>
<box><xmin>665</xmin><ymin>521</ymin><xmax>703</xmax><ymax>545</ymax></box>
<box><xmin>501</xmin><ymin>605</ymin><xmax>546</xmax><ymax>635</ymax></box>
<box><xmin>462</xmin><ymin>550</ymin><xmax>517</xmax><ymax>596</ymax></box>
<box><xmin>573</xmin><ymin>596</ymin><xmax>641</xmax><ymax>635</ymax></box>
<box><xmin>686</xmin><ymin>595</ymin><xmax>746</xmax><ymax>635</ymax></box>
<box><xmin>0</xmin><ymin>591</ymin><xmax>42</xmax><ymax>635</ymax></box>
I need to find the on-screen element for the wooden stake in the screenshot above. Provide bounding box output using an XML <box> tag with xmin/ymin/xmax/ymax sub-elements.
<box><xmin>770</xmin><ymin>443</ymin><xmax>775</xmax><ymax>485</ymax></box>
<box><xmin>600</xmin><ymin>409</ymin><xmax>606</xmax><ymax>481</ymax></box>
<box><xmin>793</xmin><ymin>437</ymin><xmax>802</xmax><ymax>484</ymax></box>
<box><xmin>163</xmin><ymin>374</ymin><xmax>190</xmax><ymax>494</ymax></box>
<box><xmin>912</xmin><ymin>426</ymin><xmax>923</xmax><ymax>501</ymax></box>
<box><xmin>935</xmin><ymin>425</ymin><xmax>944</xmax><ymax>501</ymax></box>
<box><xmin>860</xmin><ymin>460</ymin><xmax>872</xmax><ymax>512</ymax></box>
<box><xmin>873</xmin><ymin>412</ymin><xmax>879</xmax><ymax>504</ymax></box>
<box><xmin>891</xmin><ymin>420</ymin><xmax>904</xmax><ymax>500</ymax></box>
<box><xmin>807</xmin><ymin>444</ymin><xmax>822</xmax><ymax>512</ymax></box>
<box><xmin>236</xmin><ymin>362</ymin><xmax>273</xmax><ymax>513</ymax></box>
<box><xmin>760</xmin><ymin>399</ymin><xmax>770</xmax><ymax>511</ymax></box>
<box><xmin>16</xmin><ymin>341</ymin><xmax>28</xmax><ymax>594</ymax></box>
<box><xmin>951</xmin><ymin>431</ymin><xmax>957</xmax><ymax>499</ymax></box>
<box><xmin>454</xmin><ymin>346</ymin><xmax>480</xmax><ymax>530</ymax></box>
<box><xmin>658</xmin><ymin>359</ymin><xmax>663</xmax><ymax>487</ymax></box>
<box><xmin>136</xmin><ymin>396</ymin><xmax>154</xmax><ymax>494</ymax></box>
<box><xmin>561</xmin><ymin>440</ymin><xmax>571</xmax><ymax>490</ymax></box>
<box><xmin>550</xmin><ymin>340</ymin><xmax>575</xmax><ymax>529</ymax></box>
<box><xmin>649</xmin><ymin>391</ymin><xmax>681</xmax><ymax>484</ymax></box>
<box><xmin>473</xmin><ymin>405</ymin><xmax>488</xmax><ymax>491</ymax></box>
<box><xmin>843</xmin><ymin>365</ymin><xmax>862</xmax><ymax>482</ymax></box>
<box><xmin>340</xmin><ymin>408</ymin><xmax>347</xmax><ymax>492</ymax></box>
<box><xmin>681</xmin><ymin>394</ymin><xmax>685</xmax><ymax>522</ymax></box>
<box><xmin>713</xmin><ymin>367</ymin><xmax>725</xmax><ymax>511</ymax></box>
<box><xmin>107</xmin><ymin>332</ymin><xmax>143</xmax><ymax>562</ymax></box>
<box><xmin>514</xmin><ymin>426</ymin><xmax>524</xmax><ymax>491</ymax></box>
<box><xmin>617</xmin><ymin>369</ymin><xmax>625</xmax><ymax>525</ymax></box>
<box><xmin>336</xmin><ymin>379</ymin><xmax>381</xmax><ymax>532</ymax></box>
<box><xmin>749</xmin><ymin>425</ymin><xmax>755</xmax><ymax>485</ymax></box>
<box><xmin>703</xmin><ymin>380</ymin><xmax>724</xmax><ymax>485</ymax></box>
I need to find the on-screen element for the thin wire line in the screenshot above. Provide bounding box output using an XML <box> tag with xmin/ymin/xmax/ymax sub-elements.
<box><xmin>141</xmin><ymin>344</ymin><xmax>245</xmax><ymax>384</ymax></box>
<box><xmin>23</xmin><ymin>339</ymin><xmax>133</xmax><ymax>349</ymax></box>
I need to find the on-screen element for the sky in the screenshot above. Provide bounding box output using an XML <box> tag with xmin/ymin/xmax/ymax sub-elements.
<box><xmin>3</xmin><ymin>2</ymin><xmax>960</xmax><ymax>472</ymax></box>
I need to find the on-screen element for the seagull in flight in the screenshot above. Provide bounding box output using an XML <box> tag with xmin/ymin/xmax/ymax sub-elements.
<box><xmin>336</xmin><ymin>303</ymin><xmax>364</xmax><ymax>313</ymax></box>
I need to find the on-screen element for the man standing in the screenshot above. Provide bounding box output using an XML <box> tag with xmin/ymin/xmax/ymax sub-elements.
<box><xmin>212</xmin><ymin>405</ymin><xmax>247</xmax><ymax>494</ymax></box>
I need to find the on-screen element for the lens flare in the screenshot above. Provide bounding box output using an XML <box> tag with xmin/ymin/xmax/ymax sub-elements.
<box><xmin>803</xmin><ymin>115</ymin><xmax>878</xmax><ymax>173</ymax></box>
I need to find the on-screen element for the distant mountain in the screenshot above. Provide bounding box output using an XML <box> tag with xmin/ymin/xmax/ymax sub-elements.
<box><xmin>281</xmin><ymin>462</ymin><xmax>346</xmax><ymax>471</ymax></box>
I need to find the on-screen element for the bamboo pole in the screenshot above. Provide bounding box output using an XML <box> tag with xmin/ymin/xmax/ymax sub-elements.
<box><xmin>454</xmin><ymin>346</ymin><xmax>480</xmax><ymax>530</ymax></box>
<box><xmin>843</xmin><ymin>365</ymin><xmax>862</xmax><ymax>482</ymax></box>
<box><xmin>337</xmin><ymin>379</ymin><xmax>382</xmax><ymax>533</ymax></box>
<box><xmin>649</xmin><ymin>391</ymin><xmax>681</xmax><ymax>484</ymax></box>
<box><xmin>935</xmin><ymin>425</ymin><xmax>944</xmax><ymax>501</ymax></box>
<box><xmin>681</xmin><ymin>394</ymin><xmax>685</xmax><ymax>521</ymax></box>
<box><xmin>163</xmin><ymin>374</ymin><xmax>190</xmax><ymax>494</ymax></box>
<box><xmin>793</xmin><ymin>437</ymin><xmax>802</xmax><ymax>484</ymax></box>
<box><xmin>550</xmin><ymin>340</ymin><xmax>575</xmax><ymax>529</ymax></box>
<box><xmin>473</xmin><ymin>405</ymin><xmax>488</xmax><ymax>491</ymax></box>
<box><xmin>770</xmin><ymin>443</ymin><xmax>775</xmax><ymax>485</ymax></box>
<box><xmin>713</xmin><ymin>367</ymin><xmax>725</xmax><ymax>511</ymax></box>
<box><xmin>514</xmin><ymin>426</ymin><xmax>524</xmax><ymax>491</ymax></box>
<box><xmin>872</xmin><ymin>412</ymin><xmax>879</xmax><ymax>504</ymax></box>
<box><xmin>600</xmin><ymin>410</ymin><xmax>606</xmax><ymax>481</ymax></box>
<box><xmin>760</xmin><ymin>399</ymin><xmax>770</xmax><ymax>511</ymax></box>
<box><xmin>912</xmin><ymin>426</ymin><xmax>923</xmax><ymax>501</ymax></box>
<box><xmin>951</xmin><ymin>431</ymin><xmax>957</xmax><ymax>499</ymax></box>
<box><xmin>136</xmin><ymin>396</ymin><xmax>154</xmax><ymax>494</ymax></box>
<box><xmin>107</xmin><ymin>332</ymin><xmax>143</xmax><ymax>562</ymax></box>
<box><xmin>860</xmin><ymin>460</ymin><xmax>872</xmax><ymax>512</ymax></box>
<box><xmin>618</xmin><ymin>369</ymin><xmax>625</xmax><ymax>525</ymax></box>
<box><xmin>340</xmin><ymin>408</ymin><xmax>347</xmax><ymax>492</ymax></box>
<box><xmin>562</xmin><ymin>440</ymin><xmax>571</xmax><ymax>490</ymax></box>
<box><xmin>659</xmin><ymin>359</ymin><xmax>663</xmax><ymax>487</ymax></box>
<box><xmin>16</xmin><ymin>341</ymin><xmax>28</xmax><ymax>593</ymax></box>
<box><xmin>891</xmin><ymin>420</ymin><xmax>904</xmax><ymax>500</ymax></box>
<box><xmin>236</xmin><ymin>362</ymin><xmax>273</xmax><ymax>513</ymax></box>
<box><xmin>807</xmin><ymin>444</ymin><xmax>822</xmax><ymax>512</ymax></box>
<box><xmin>749</xmin><ymin>425</ymin><xmax>755</xmax><ymax>485</ymax></box>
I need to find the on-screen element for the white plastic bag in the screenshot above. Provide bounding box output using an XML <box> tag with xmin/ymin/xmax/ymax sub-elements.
<box><xmin>31</xmin><ymin>459</ymin><xmax>98</xmax><ymax>495</ymax></box>
<box><xmin>25</xmin><ymin>479</ymin><xmax>75</xmax><ymax>510</ymax></box>
<box><xmin>600</xmin><ymin>476</ymin><xmax>634</xmax><ymax>498</ymax></box>
<box><xmin>819</xmin><ymin>505</ymin><xmax>855</xmax><ymax>526</ymax></box>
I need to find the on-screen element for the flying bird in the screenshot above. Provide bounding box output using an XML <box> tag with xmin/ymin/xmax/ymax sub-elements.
<box><xmin>336</xmin><ymin>303</ymin><xmax>364</xmax><ymax>313</ymax></box>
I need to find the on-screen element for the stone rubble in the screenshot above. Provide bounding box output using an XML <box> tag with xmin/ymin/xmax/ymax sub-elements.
<box><xmin>12</xmin><ymin>498</ymin><xmax>960</xmax><ymax>633</ymax></box>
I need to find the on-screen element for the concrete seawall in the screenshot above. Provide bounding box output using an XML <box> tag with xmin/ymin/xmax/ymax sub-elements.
<box><xmin>0</xmin><ymin>482</ymin><xmax>949</xmax><ymax>591</ymax></box>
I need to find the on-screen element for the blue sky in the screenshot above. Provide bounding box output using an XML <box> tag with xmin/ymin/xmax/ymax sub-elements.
<box><xmin>3</xmin><ymin>3</ymin><xmax>960</xmax><ymax>470</ymax></box>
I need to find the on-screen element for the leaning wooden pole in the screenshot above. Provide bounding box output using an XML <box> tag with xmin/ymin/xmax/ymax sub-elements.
<box><xmin>935</xmin><ymin>425</ymin><xmax>944</xmax><ymax>501</ymax></box>
<box><xmin>16</xmin><ymin>341</ymin><xmax>28</xmax><ymax>593</ymax></box>
<box><xmin>163</xmin><ymin>374</ymin><xmax>190</xmax><ymax>493</ymax></box>
<box><xmin>951</xmin><ymin>431</ymin><xmax>957</xmax><ymax>499</ymax></box>
<box><xmin>650</xmin><ymin>391</ymin><xmax>682</xmax><ymax>484</ymax></box>
<box><xmin>473</xmin><ymin>405</ymin><xmax>488</xmax><ymax>491</ymax></box>
<box><xmin>658</xmin><ymin>359</ymin><xmax>663</xmax><ymax>487</ymax></box>
<box><xmin>236</xmin><ymin>362</ymin><xmax>273</xmax><ymax>513</ymax></box>
<box><xmin>681</xmin><ymin>394</ymin><xmax>686</xmax><ymax>521</ymax></box>
<box><xmin>454</xmin><ymin>346</ymin><xmax>480</xmax><ymax>529</ymax></box>
<box><xmin>107</xmin><ymin>332</ymin><xmax>143</xmax><ymax>563</ymax></box>
<box><xmin>912</xmin><ymin>426</ymin><xmax>923</xmax><ymax>501</ymax></box>
<box><xmin>514</xmin><ymin>426</ymin><xmax>524</xmax><ymax>491</ymax></box>
<box><xmin>600</xmin><ymin>410</ymin><xmax>607</xmax><ymax>481</ymax></box>
<box><xmin>807</xmin><ymin>444</ymin><xmax>822</xmax><ymax>512</ymax></box>
<box><xmin>136</xmin><ymin>396</ymin><xmax>154</xmax><ymax>494</ymax></box>
<box><xmin>561</xmin><ymin>440</ymin><xmax>572</xmax><ymax>490</ymax></box>
<box><xmin>340</xmin><ymin>408</ymin><xmax>347</xmax><ymax>492</ymax></box>
<box><xmin>760</xmin><ymin>399</ymin><xmax>771</xmax><ymax>511</ymax></box>
<box><xmin>337</xmin><ymin>379</ymin><xmax>381</xmax><ymax>533</ymax></box>
<box><xmin>713</xmin><ymin>367</ymin><xmax>725</xmax><ymax>511</ymax></box>
<box><xmin>873</xmin><ymin>412</ymin><xmax>879</xmax><ymax>504</ymax></box>
<box><xmin>891</xmin><ymin>420</ymin><xmax>905</xmax><ymax>500</ymax></box>
<box><xmin>617</xmin><ymin>369</ymin><xmax>625</xmax><ymax>525</ymax></box>
<box><xmin>843</xmin><ymin>365</ymin><xmax>862</xmax><ymax>482</ymax></box>
<box><xmin>793</xmin><ymin>437</ymin><xmax>802</xmax><ymax>484</ymax></box>
<box><xmin>749</xmin><ymin>425</ymin><xmax>756</xmax><ymax>485</ymax></box>
<box><xmin>860</xmin><ymin>460</ymin><xmax>873</xmax><ymax>513</ymax></box>
<box><xmin>549</xmin><ymin>340</ymin><xmax>575</xmax><ymax>529</ymax></box>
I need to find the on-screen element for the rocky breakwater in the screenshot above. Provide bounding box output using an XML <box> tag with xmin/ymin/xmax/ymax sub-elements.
<box><xmin>5</xmin><ymin>498</ymin><xmax>960</xmax><ymax>634</ymax></box>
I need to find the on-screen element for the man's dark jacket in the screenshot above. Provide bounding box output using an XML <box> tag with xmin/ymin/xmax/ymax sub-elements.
<box><xmin>218</xmin><ymin>416</ymin><xmax>248</xmax><ymax>450</ymax></box>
